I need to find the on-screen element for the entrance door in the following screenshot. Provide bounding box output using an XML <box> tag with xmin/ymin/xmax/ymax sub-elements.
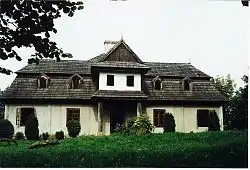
<box><xmin>110</xmin><ymin>102</ymin><xmax>126</xmax><ymax>133</ymax></box>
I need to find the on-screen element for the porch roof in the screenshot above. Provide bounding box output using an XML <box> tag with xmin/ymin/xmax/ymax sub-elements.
<box><xmin>91</xmin><ymin>90</ymin><xmax>148</xmax><ymax>100</ymax></box>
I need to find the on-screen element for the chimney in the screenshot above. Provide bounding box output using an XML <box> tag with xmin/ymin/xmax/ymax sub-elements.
<box><xmin>104</xmin><ymin>40</ymin><xmax>119</xmax><ymax>53</ymax></box>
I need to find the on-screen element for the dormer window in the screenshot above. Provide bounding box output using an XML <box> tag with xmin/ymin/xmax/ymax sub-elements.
<box><xmin>183</xmin><ymin>77</ymin><xmax>192</xmax><ymax>91</ymax></box>
<box><xmin>153</xmin><ymin>76</ymin><xmax>162</xmax><ymax>90</ymax></box>
<box><xmin>38</xmin><ymin>75</ymin><xmax>50</xmax><ymax>88</ymax></box>
<box><xmin>69</xmin><ymin>74</ymin><xmax>83</xmax><ymax>89</ymax></box>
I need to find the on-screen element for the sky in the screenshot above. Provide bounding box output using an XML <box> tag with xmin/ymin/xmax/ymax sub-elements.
<box><xmin>0</xmin><ymin>0</ymin><xmax>249</xmax><ymax>90</ymax></box>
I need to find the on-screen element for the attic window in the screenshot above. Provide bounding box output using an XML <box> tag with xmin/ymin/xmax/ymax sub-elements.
<box><xmin>183</xmin><ymin>77</ymin><xmax>192</xmax><ymax>91</ymax></box>
<box><xmin>107</xmin><ymin>75</ymin><xmax>114</xmax><ymax>86</ymax></box>
<box><xmin>127</xmin><ymin>76</ymin><xmax>134</xmax><ymax>87</ymax></box>
<box><xmin>70</xmin><ymin>75</ymin><xmax>83</xmax><ymax>89</ymax></box>
<box><xmin>153</xmin><ymin>76</ymin><xmax>162</xmax><ymax>90</ymax></box>
<box><xmin>154</xmin><ymin>80</ymin><xmax>162</xmax><ymax>90</ymax></box>
<box><xmin>38</xmin><ymin>75</ymin><xmax>50</xmax><ymax>88</ymax></box>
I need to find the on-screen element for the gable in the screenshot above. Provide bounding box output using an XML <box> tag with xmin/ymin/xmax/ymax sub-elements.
<box><xmin>102</xmin><ymin>41</ymin><xmax>143</xmax><ymax>63</ymax></box>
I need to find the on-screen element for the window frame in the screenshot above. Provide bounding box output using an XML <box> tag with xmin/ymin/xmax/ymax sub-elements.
<box><xmin>126</xmin><ymin>75</ymin><xmax>134</xmax><ymax>87</ymax></box>
<box><xmin>153</xmin><ymin>109</ymin><xmax>165</xmax><ymax>127</ymax></box>
<box><xmin>106</xmin><ymin>74</ymin><xmax>114</xmax><ymax>86</ymax></box>
<box><xmin>66</xmin><ymin>108</ymin><xmax>80</xmax><ymax>125</ymax></box>
<box><xmin>184</xmin><ymin>79</ymin><xmax>190</xmax><ymax>91</ymax></box>
<box><xmin>17</xmin><ymin>108</ymin><xmax>35</xmax><ymax>127</ymax></box>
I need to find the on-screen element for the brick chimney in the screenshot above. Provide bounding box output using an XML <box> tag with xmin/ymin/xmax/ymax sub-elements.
<box><xmin>104</xmin><ymin>40</ymin><xmax>119</xmax><ymax>53</ymax></box>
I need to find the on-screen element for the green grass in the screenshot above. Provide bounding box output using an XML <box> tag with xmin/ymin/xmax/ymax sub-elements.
<box><xmin>0</xmin><ymin>130</ymin><xmax>247</xmax><ymax>167</ymax></box>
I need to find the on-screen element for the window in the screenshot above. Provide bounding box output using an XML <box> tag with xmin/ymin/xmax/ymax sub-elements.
<box><xmin>107</xmin><ymin>75</ymin><xmax>114</xmax><ymax>86</ymax></box>
<box><xmin>70</xmin><ymin>75</ymin><xmax>83</xmax><ymax>89</ymax></box>
<box><xmin>153</xmin><ymin>109</ymin><xmax>165</xmax><ymax>127</ymax></box>
<box><xmin>38</xmin><ymin>75</ymin><xmax>49</xmax><ymax>88</ymax></box>
<box><xmin>154</xmin><ymin>80</ymin><xmax>162</xmax><ymax>90</ymax></box>
<box><xmin>197</xmin><ymin>109</ymin><xmax>209</xmax><ymax>127</ymax></box>
<box><xmin>16</xmin><ymin>108</ymin><xmax>35</xmax><ymax>126</ymax></box>
<box><xmin>153</xmin><ymin>76</ymin><xmax>162</xmax><ymax>90</ymax></box>
<box><xmin>127</xmin><ymin>76</ymin><xmax>134</xmax><ymax>87</ymax></box>
<box><xmin>66</xmin><ymin>108</ymin><xmax>80</xmax><ymax>125</ymax></box>
<box><xmin>184</xmin><ymin>79</ymin><xmax>190</xmax><ymax>91</ymax></box>
<box><xmin>39</xmin><ymin>77</ymin><xmax>47</xmax><ymax>88</ymax></box>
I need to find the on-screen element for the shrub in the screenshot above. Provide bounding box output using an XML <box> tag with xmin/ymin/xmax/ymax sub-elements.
<box><xmin>208</xmin><ymin>111</ymin><xmax>220</xmax><ymax>131</ymax></box>
<box><xmin>41</xmin><ymin>132</ymin><xmax>50</xmax><ymax>140</ymax></box>
<box><xmin>15</xmin><ymin>132</ymin><xmax>25</xmax><ymax>140</ymax></box>
<box><xmin>0</xmin><ymin>119</ymin><xmax>14</xmax><ymax>139</ymax></box>
<box><xmin>67</xmin><ymin>120</ymin><xmax>81</xmax><ymax>137</ymax></box>
<box><xmin>120</xmin><ymin>114</ymin><xmax>154</xmax><ymax>135</ymax></box>
<box><xmin>163</xmin><ymin>112</ymin><xmax>176</xmax><ymax>133</ymax></box>
<box><xmin>55</xmin><ymin>131</ymin><xmax>64</xmax><ymax>140</ymax></box>
<box><xmin>25</xmin><ymin>117</ymin><xmax>39</xmax><ymax>140</ymax></box>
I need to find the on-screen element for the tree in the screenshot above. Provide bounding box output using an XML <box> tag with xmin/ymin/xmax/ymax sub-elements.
<box><xmin>163</xmin><ymin>112</ymin><xmax>176</xmax><ymax>132</ymax></box>
<box><xmin>208</xmin><ymin>110</ymin><xmax>220</xmax><ymax>131</ymax></box>
<box><xmin>211</xmin><ymin>74</ymin><xmax>236</xmax><ymax>130</ymax></box>
<box><xmin>230</xmin><ymin>75</ymin><xmax>248</xmax><ymax>130</ymax></box>
<box><xmin>0</xmin><ymin>89</ymin><xmax>4</xmax><ymax>120</ymax></box>
<box><xmin>0</xmin><ymin>0</ymin><xmax>84</xmax><ymax>75</ymax></box>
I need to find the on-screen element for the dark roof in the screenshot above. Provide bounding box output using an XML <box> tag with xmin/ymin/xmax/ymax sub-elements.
<box><xmin>144</xmin><ymin>62</ymin><xmax>211</xmax><ymax>78</ymax></box>
<box><xmin>1</xmin><ymin>75</ymin><xmax>95</xmax><ymax>100</ymax></box>
<box><xmin>143</xmin><ymin>79</ymin><xmax>226</xmax><ymax>101</ymax></box>
<box><xmin>3</xmin><ymin>39</ymin><xmax>226</xmax><ymax>102</ymax></box>
<box><xmin>92</xmin><ymin>90</ymin><xmax>148</xmax><ymax>99</ymax></box>
<box><xmin>91</xmin><ymin>61</ymin><xmax>150</xmax><ymax>69</ymax></box>
<box><xmin>16</xmin><ymin>59</ymin><xmax>210</xmax><ymax>79</ymax></box>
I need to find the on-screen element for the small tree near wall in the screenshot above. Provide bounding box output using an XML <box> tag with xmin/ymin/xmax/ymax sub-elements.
<box><xmin>208</xmin><ymin>110</ymin><xmax>220</xmax><ymax>131</ymax></box>
<box><xmin>163</xmin><ymin>112</ymin><xmax>176</xmax><ymax>133</ymax></box>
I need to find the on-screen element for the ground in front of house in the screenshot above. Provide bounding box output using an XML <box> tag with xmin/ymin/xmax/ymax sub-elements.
<box><xmin>0</xmin><ymin>130</ymin><xmax>247</xmax><ymax>168</ymax></box>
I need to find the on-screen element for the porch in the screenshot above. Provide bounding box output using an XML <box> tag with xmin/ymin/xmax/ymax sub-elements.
<box><xmin>97</xmin><ymin>101</ymin><xmax>144</xmax><ymax>135</ymax></box>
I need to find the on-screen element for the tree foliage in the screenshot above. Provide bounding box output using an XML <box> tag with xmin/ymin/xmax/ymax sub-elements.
<box><xmin>230</xmin><ymin>75</ymin><xmax>248</xmax><ymax>130</ymax></box>
<box><xmin>212</xmin><ymin>74</ymin><xmax>248</xmax><ymax>130</ymax></box>
<box><xmin>211</xmin><ymin>74</ymin><xmax>236</xmax><ymax>130</ymax></box>
<box><xmin>0</xmin><ymin>0</ymin><xmax>84</xmax><ymax>75</ymax></box>
<box><xmin>25</xmin><ymin>117</ymin><xmax>39</xmax><ymax>140</ymax></box>
<box><xmin>163</xmin><ymin>112</ymin><xmax>176</xmax><ymax>133</ymax></box>
<box><xmin>208</xmin><ymin>110</ymin><xmax>220</xmax><ymax>131</ymax></box>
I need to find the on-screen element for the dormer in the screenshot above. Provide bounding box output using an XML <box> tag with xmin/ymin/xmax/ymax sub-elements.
<box><xmin>37</xmin><ymin>74</ymin><xmax>50</xmax><ymax>88</ymax></box>
<box><xmin>91</xmin><ymin>39</ymin><xmax>151</xmax><ymax>92</ymax></box>
<box><xmin>182</xmin><ymin>76</ymin><xmax>192</xmax><ymax>91</ymax></box>
<box><xmin>152</xmin><ymin>76</ymin><xmax>162</xmax><ymax>90</ymax></box>
<box><xmin>69</xmin><ymin>74</ymin><xmax>84</xmax><ymax>89</ymax></box>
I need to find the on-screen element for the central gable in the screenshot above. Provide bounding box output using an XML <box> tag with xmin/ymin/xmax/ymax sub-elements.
<box><xmin>101</xmin><ymin>40</ymin><xmax>143</xmax><ymax>63</ymax></box>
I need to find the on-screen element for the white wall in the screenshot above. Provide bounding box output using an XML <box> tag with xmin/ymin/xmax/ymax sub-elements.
<box><xmin>5</xmin><ymin>104</ymin><xmax>100</xmax><ymax>136</ymax></box>
<box><xmin>146</xmin><ymin>106</ymin><xmax>223</xmax><ymax>133</ymax></box>
<box><xmin>99</xmin><ymin>72</ymin><xmax>141</xmax><ymax>91</ymax></box>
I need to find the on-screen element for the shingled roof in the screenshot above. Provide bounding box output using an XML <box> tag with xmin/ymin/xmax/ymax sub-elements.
<box><xmin>1</xmin><ymin>39</ymin><xmax>226</xmax><ymax>102</ymax></box>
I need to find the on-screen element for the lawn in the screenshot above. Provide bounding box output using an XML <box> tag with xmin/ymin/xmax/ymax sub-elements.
<box><xmin>0</xmin><ymin>130</ymin><xmax>247</xmax><ymax>167</ymax></box>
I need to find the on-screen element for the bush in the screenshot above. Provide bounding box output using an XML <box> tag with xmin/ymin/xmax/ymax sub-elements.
<box><xmin>163</xmin><ymin>112</ymin><xmax>176</xmax><ymax>133</ymax></box>
<box><xmin>0</xmin><ymin>119</ymin><xmax>14</xmax><ymax>139</ymax></box>
<box><xmin>41</xmin><ymin>132</ymin><xmax>50</xmax><ymax>140</ymax></box>
<box><xmin>14</xmin><ymin>132</ymin><xmax>25</xmax><ymax>140</ymax></box>
<box><xmin>25</xmin><ymin>117</ymin><xmax>39</xmax><ymax>140</ymax></box>
<box><xmin>55</xmin><ymin>131</ymin><xmax>64</xmax><ymax>140</ymax></box>
<box><xmin>67</xmin><ymin>120</ymin><xmax>81</xmax><ymax>137</ymax></box>
<box><xmin>120</xmin><ymin>114</ymin><xmax>154</xmax><ymax>135</ymax></box>
<box><xmin>208</xmin><ymin>111</ymin><xmax>220</xmax><ymax>131</ymax></box>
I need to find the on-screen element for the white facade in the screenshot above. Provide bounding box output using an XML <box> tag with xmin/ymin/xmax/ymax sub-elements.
<box><xmin>99</xmin><ymin>72</ymin><xmax>141</xmax><ymax>91</ymax></box>
<box><xmin>5</xmin><ymin>104</ymin><xmax>99</xmax><ymax>136</ymax></box>
<box><xmin>146</xmin><ymin>106</ymin><xmax>223</xmax><ymax>133</ymax></box>
<box><xmin>5</xmin><ymin>103</ymin><xmax>223</xmax><ymax>136</ymax></box>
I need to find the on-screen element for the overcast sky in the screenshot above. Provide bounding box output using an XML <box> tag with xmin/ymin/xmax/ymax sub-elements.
<box><xmin>0</xmin><ymin>0</ymin><xmax>249</xmax><ymax>90</ymax></box>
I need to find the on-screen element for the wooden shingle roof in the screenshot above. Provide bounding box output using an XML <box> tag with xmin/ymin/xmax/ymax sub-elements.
<box><xmin>1</xmin><ymin>40</ymin><xmax>226</xmax><ymax>102</ymax></box>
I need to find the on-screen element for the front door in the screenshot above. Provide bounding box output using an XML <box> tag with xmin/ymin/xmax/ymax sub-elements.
<box><xmin>110</xmin><ymin>102</ymin><xmax>126</xmax><ymax>133</ymax></box>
